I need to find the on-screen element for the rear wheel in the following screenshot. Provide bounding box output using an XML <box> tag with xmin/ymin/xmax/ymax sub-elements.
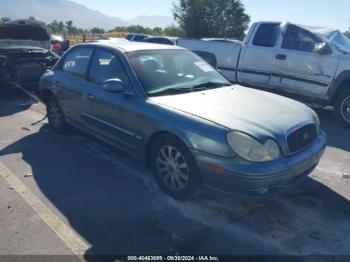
<box><xmin>47</xmin><ymin>97</ymin><xmax>66</xmax><ymax>133</ymax></box>
<box><xmin>334</xmin><ymin>89</ymin><xmax>350</xmax><ymax>128</ymax></box>
<box><xmin>151</xmin><ymin>135</ymin><xmax>201</xmax><ymax>200</ymax></box>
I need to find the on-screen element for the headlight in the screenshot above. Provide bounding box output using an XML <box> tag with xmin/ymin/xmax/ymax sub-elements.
<box><xmin>227</xmin><ymin>131</ymin><xmax>280</xmax><ymax>162</ymax></box>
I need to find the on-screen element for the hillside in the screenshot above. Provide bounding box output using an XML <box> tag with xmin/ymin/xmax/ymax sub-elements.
<box><xmin>0</xmin><ymin>0</ymin><xmax>174</xmax><ymax>29</ymax></box>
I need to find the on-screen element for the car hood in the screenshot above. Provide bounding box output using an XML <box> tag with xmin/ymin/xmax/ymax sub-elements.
<box><xmin>150</xmin><ymin>85</ymin><xmax>316</xmax><ymax>141</ymax></box>
<box><xmin>0</xmin><ymin>20</ymin><xmax>51</xmax><ymax>50</ymax></box>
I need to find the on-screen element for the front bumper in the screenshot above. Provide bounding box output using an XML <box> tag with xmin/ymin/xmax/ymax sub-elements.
<box><xmin>192</xmin><ymin>131</ymin><xmax>327</xmax><ymax>197</ymax></box>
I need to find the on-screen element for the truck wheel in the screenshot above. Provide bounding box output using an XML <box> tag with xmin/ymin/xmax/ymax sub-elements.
<box><xmin>47</xmin><ymin>97</ymin><xmax>66</xmax><ymax>133</ymax></box>
<box><xmin>334</xmin><ymin>89</ymin><xmax>350</xmax><ymax>128</ymax></box>
<box><xmin>151</xmin><ymin>135</ymin><xmax>201</xmax><ymax>201</ymax></box>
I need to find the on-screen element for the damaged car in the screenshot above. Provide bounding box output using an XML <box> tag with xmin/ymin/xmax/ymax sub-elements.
<box><xmin>0</xmin><ymin>19</ymin><xmax>59</xmax><ymax>96</ymax></box>
<box><xmin>39</xmin><ymin>41</ymin><xmax>326</xmax><ymax>200</ymax></box>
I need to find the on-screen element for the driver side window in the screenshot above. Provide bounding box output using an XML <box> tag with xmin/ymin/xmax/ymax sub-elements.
<box><xmin>282</xmin><ymin>25</ymin><xmax>325</xmax><ymax>53</ymax></box>
<box><xmin>88</xmin><ymin>48</ymin><xmax>129</xmax><ymax>85</ymax></box>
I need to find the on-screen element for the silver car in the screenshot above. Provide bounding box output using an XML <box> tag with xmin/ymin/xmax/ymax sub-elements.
<box><xmin>39</xmin><ymin>41</ymin><xmax>326</xmax><ymax>200</ymax></box>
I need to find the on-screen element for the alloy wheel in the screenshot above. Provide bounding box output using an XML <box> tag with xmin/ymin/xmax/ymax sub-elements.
<box><xmin>157</xmin><ymin>145</ymin><xmax>189</xmax><ymax>191</ymax></box>
<box><xmin>48</xmin><ymin>101</ymin><xmax>64</xmax><ymax>130</ymax></box>
<box><xmin>341</xmin><ymin>95</ymin><xmax>350</xmax><ymax>124</ymax></box>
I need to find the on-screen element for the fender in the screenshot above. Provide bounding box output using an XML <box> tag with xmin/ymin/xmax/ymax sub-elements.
<box><xmin>327</xmin><ymin>70</ymin><xmax>350</xmax><ymax>101</ymax></box>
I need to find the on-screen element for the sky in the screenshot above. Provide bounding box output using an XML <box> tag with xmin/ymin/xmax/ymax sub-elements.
<box><xmin>70</xmin><ymin>0</ymin><xmax>350</xmax><ymax>31</ymax></box>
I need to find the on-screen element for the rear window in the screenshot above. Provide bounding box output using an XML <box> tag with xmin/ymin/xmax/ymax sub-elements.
<box><xmin>133</xmin><ymin>35</ymin><xmax>147</xmax><ymax>42</ymax></box>
<box><xmin>253</xmin><ymin>23</ymin><xmax>280</xmax><ymax>47</ymax></box>
<box><xmin>145</xmin><ymin>38</ymin><xmax>162</xmax><ymax>44</ymax></box>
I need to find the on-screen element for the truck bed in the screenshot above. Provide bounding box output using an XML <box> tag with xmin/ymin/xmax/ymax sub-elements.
<box><xmin>176</xmin><ymin>38</ymin><xmax>241</xmax><ymax>82</ymax></box>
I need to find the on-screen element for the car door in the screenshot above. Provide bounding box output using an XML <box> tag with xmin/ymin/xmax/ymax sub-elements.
<box><xmin>82</xmin><ymin>47</ymin><xmax>142</xmax><ymax>152</ymax></box>
<box><xmin>52</xmin><ymin>46</ymin><xmax>94</xmax><ymax>123</ymax></box>
<box><xmin>272</xmin><ymin>24</ymin><xmax>338</xmax><ymax>99</ymax></box>
<box><xmin>237</xmin><ymin>23</ymin><xmax>281</xmax><ymax>89</ymax></box>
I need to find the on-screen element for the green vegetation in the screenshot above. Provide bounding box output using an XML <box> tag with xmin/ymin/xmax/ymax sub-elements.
<box><xmin>1</xmin><ymin>17</ymin><xmax>11</xmax><ymax>23</ymax></box>
<box><xmin>108</xmin><ymin>25</ymin><xmax>185</xmax><ymax>37</ymax></box>
<box><xmin>48</xmin><ymin>20</ymin><xmax>90</xmax><ymax>34</ymax></box>
<box><xmin>174</xmin><ymin>0</ymin><xmax>250</xmax><ymax>40</ymax></box>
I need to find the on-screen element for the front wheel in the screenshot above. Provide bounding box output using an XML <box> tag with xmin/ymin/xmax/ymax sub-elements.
<box><xmin>47</xmin><ymin>97</ymin><xmax>66</xmax><ymax>133</ymax></box>
<box><xmin>334</xmin><ymin>89</ymin><xmax>350</xmax><ymax>128</ymax></box>
<box><xmin>151</xmin><ymin>135</ymin><xmax>201</xmax><ymax>201</ymax></box>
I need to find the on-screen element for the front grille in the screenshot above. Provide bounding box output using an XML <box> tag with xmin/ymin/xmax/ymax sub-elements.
<box><xmin>287</xmin><ymin>124</ymin><xmax>317</xmax><ymax>154</ymax></box>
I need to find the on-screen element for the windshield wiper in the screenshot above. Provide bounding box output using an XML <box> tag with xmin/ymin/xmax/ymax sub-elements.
<box><xmin>191</xmin><ymin>81</ymin><xmax>231</xmax><ymax>90</ymax></box>
<box><xmin>148</xmin><ymin>82</ymin><xmax>231</xmax><ymax>97</ymax></box>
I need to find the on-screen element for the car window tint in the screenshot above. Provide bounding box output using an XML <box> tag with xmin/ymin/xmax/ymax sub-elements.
<box><xmin>148</xmin><ymin>38</ymin><xmax>162</xmax><ymax>44</ymax></box>
<box><xmin>161</xmin><ymin>39</ymin><xmax>172</xmax><ymax>45</ymax></box>
<box><xmin>253</xmin><ymin>23</ymin><xmax>280</xmax><ymax>47</ymax></box>
<box><xmin>62</xmin><ymin>47</ymin><xmax>93</xmax><ymax>78</ymax></box>
<box><xmin>88</xmin><ymin>48</ymin><xmax>129</xmax><ymax>85</ymax></box>
<box><xmin>282</xmin><ymin>25</ymin><xmax>323</xmax><ymax>52</ymax></box>
<box><xmin>133</xmin><ymin>35</ymin><xmax>146</xmax><ymax>42</ymax></box>
<box><xmin>193</xmin><ymin>51</ymin><xmax>217</xmax><ymax>68</ymax></box>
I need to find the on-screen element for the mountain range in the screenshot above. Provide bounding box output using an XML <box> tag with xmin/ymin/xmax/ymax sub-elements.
<box><xmin>0</xmin><ymin>0</ymin><xmax>174</xmax><ymax>29</ymax></box>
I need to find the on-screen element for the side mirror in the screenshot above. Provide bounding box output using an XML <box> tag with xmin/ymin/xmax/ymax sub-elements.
<box><xmin>102</xmin><ymin>78</ymin><xmax>124</xmax><ymax>93</ymax></box>
<box><xmin>315</xmin><ymin>42</ymin><xmax>331</xmax><ymax>55</ymax></box>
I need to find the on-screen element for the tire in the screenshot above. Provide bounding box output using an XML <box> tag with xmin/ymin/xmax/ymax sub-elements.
<box><xmin>151</xmin><ymin>135</ymin><xmax>201</xmax><ymax>201</ymax></box>
<box><xmin>46</xmin><ymin>96</ymin><xmax>66</xmax><ymax>133</ymax></box>
<box><xmin>334</xmin><ymin>89</ymin><xmax>350</xmax><ymax>128</ymax></box>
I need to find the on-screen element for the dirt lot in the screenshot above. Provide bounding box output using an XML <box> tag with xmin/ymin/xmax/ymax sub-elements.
<box><xmin>0</xmin><ymin>90</ymin><xmax>349</xmax><ymax>260</ymax></box>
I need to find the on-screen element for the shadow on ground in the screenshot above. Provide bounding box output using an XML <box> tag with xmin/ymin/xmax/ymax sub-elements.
<box><xmin>0</xmin><ymin>124</ymin><xmax>349</xmax><ymax>258</ymax></box>
<box><xmin>0</xmin><ymin>89</ymin><xmax>36</xmax><ymax>118</ymax></box>
<box><xmin>316</xmin><ymin>108</ymin><xmax>350</xmax><ymax>152</ymax></box>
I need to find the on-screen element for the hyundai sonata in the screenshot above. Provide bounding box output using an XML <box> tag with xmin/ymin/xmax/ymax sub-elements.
<box><xmin>39</xmin><ymin>40</ymin><xmax>326</xmax><ymax>200</ymax></box>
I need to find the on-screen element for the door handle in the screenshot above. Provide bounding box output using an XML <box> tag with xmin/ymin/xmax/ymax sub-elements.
<box><xmin>276</xmin><ymin>54</ymin><xmax>287</xmax><ymax>60</ymax></box>
<box><xmin>83</xmin><ymin>92</ymin><xmax>95</xmax><ymax>100</ymax></box>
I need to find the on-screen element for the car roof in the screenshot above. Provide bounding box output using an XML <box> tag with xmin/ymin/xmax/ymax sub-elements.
<box><xmin>79</xmin><ymin>39</ymin><xmax>185</xmax><ymax>53</ymax></box>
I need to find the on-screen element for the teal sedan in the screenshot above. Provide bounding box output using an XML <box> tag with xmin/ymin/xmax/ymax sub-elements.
<box><xmin>39</xmin><ymin>40</ymin><xmax>326</xmax><ymax>200</ymax></box>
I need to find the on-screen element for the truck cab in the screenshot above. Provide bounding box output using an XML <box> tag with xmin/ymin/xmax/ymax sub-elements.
<box><xmin>239</xmin><ymin>22</ymin><xmax>338</xmax><ymax>101</ymax></box>
<box><xmin>178</xmin><ymin>21</ymin><xmax>350</xmax><ymax>127</ymax></box>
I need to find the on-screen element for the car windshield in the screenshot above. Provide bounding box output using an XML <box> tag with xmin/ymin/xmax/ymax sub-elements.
<box><xmin>127</xmin><ymin>50</ymin><xmax>230</xmax><ymax>96</ymax></box>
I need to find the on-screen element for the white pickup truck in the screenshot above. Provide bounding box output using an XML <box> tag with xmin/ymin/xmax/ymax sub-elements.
<box><xmin>177</xmin><ymin>21</ymin><xmax>350</xmax><ymax>127</ymax></box>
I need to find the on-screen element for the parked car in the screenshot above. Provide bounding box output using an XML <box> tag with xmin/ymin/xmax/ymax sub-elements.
<box><xmin>177</xmin><ymin>21</ymin><xmax>350</xmax><ymax>127</ymax></box>
<box><xmin>0</xmin><ymin>19</ymin><xmax>59</xmax><ymax>94</ymax></box>
<box><xmin>126</xmin><ymin>33</ymin><xmax>149</xmax><ymax>42</ymax></box>
<box><xmin>143</xmin><ymin>36</ymin><xmax>177</xmax><ymax>45</ymax></box>
<box><xmin>39</xmin><ymin>41</ymin><xmax>326</xmax><ymax>200</ymax></box>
